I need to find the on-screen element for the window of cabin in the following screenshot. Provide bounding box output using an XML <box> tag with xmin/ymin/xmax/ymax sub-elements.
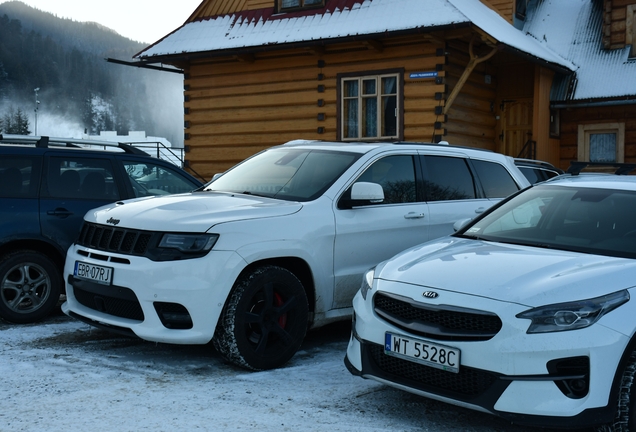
<box><xmin>577</xmin><ymin>123</ymin><xmax>625</xmax><ymax>163</ymax></box>
<box><xmin>338</xmin><ymin>71</ymin><xmax>402</xmax><ymax>141</ymax></box>
<box><xmin>279</xmin><ymin>0</ymin><xmax>324</xmax><ymax>11</ymax></box>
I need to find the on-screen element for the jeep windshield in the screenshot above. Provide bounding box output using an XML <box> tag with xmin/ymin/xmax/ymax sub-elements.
<box><xmin>458</xmin><ymin>185</ymin><xmax>636</xmax><ymax>259</ymax></box>
<box><xmin>203</xmin><ymin>148</ymin><xmax>360</xmax><ymax>202</ymax></box>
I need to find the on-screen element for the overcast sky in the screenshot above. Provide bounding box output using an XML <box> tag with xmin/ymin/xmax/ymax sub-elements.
<box><xmin>0</xmin><ymin>0</ymin><xmax>204</xmax><ymax>44</ymax></box>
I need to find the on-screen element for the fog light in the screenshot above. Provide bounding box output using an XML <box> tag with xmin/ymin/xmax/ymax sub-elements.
<box><xmin>547</xmin><ymin>356</ymin><xmax>589</xmax><ymax>399</ymax></box>
<box><xmin>154</xmin><ymin>302</ymin><xmax>193</xmax><ymax>329</ymax></box>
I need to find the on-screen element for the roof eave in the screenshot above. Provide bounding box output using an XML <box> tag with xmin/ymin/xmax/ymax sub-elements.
<box><xmin>134</xmin><ymin>22</ymin><xmax>472</xmax><ymax>64</ymax></box>
<box><xmin>498</xmin><ymin>43</ymin><xmax>574</xmax><ymax>75</ymax></box>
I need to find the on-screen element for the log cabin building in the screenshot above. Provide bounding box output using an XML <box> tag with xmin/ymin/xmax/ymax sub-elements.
<box><xmin>130</xmin><ymin>0</ymin><xmax>636</xmax><ymax>181</ymax></box>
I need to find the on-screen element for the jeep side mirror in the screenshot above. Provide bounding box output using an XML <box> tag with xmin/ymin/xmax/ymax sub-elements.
<box><xmin>351</xmin><ymin>182</ymin><xmax>384</xmax><ymax>202</ymax></box>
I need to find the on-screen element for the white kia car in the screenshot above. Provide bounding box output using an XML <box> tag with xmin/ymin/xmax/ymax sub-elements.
<box><xmin>61</xmin><ymin>139</ymin><xmax>529</xmax><ymax>370</ymax></box>
<box><xmin>345</xmin><ymin>164</ymin><xmax>636</xmax><ymax>430</ymax></box>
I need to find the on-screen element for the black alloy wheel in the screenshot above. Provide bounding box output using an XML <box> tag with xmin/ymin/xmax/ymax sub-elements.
<box><xmin>213</xmin><ymin>265</ymin><xmax>309</xmax><ymax>370</ymax></box>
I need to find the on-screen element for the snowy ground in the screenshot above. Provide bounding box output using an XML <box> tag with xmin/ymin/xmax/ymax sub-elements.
<box><xmin>0</xmin><ymin>309</ymin><xmax>588</xmax><ymax>432</ymax></box>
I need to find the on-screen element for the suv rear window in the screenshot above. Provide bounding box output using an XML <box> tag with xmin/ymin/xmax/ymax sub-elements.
<box><xmin>44</xmin><ymin>156</ymin><xmax>120</xmax><ymax>200</ymax></box>
<box><xmin>0</xmin><ymin>157</ymin><xmax>39</xmax><ymax>198</ymax></box>
<box><xmin>472</xmin><ymin>159</ymin><xmax>521</xmax><ymax>198</ymax></box>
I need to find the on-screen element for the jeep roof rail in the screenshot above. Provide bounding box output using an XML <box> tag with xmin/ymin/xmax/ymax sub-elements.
<box><xmin>0</xmin><ymin>134</ymin><xmax>150</xmax><ymax>156</ymax></box>
<box><xmin>393</xmin><ymin>140</ymin><xmax>495</xmax><ymax>153</ymax></box>
<box><xmin>567</xmin><ymin>161</ymin><xmax>636</xmax><ymax>176</ymax></box>
<box><xmin>514</xmin><ymin>158</ymin><xmax>564</xmax><ymax>171</ymax></box>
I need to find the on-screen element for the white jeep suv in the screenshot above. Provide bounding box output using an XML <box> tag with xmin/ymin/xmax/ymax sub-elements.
<box><xmin>62</xmin><ymin>140</ymin><xmax>529</xmax><ymax>370</ymax></box>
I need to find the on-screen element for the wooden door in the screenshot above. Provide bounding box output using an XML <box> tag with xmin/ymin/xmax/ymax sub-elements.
<box><xmin>500</xmin><ymin>99</ymin><xmax>533</xmax><ymax>158</ymax></box>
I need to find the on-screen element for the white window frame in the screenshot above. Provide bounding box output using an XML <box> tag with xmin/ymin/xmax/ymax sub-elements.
<box><xmin>340</xmin><ymin>73</ymin><xmax>400</xmax><ymax>141</ymax></box>
<box><xmin>577</xmin><ymin>122</ymin><xmax>625</xmax><ymax>163</ymax></box>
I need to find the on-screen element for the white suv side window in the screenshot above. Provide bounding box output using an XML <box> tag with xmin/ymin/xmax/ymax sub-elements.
<box><xmin>355</xmin><ymin>155</ymin><xmax>416</xmax><ymax>204</ymax></box>
<box><xmin>471</xmin><ymin>159</ymin><xmax>521</xmax><ymax>198</ymax></box>
<box><xmin>423</xmin><ymin>155</ymin><xmax>476</xmax><ymax>201</ymax></box>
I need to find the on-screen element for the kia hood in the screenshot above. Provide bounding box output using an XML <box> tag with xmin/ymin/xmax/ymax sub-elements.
<box><xmin>377</xmin><ymin>237</ymin><xmax>636</xmax><ymax>306</ymax></box>
<box><xmin>84</xmin><ymin>192</ymin><xmax>302</xmax><ymax>232</ymax></box>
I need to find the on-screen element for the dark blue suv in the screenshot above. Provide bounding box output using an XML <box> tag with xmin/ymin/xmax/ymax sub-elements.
<box><xmin>0</xmin><ymin>134</ymin><xmax>203</xmax><ymax>324</ymax></box>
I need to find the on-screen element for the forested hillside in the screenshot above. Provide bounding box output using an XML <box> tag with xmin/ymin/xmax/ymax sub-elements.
<box><xmin>0</xmin><ymin>1</ymin><xmax>183</xmax><ymax>146</ymax></box>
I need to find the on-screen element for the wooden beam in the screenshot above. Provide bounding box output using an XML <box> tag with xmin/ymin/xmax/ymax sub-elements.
<box><xmin>364</xmin><ymin>39</ymin><xmax>384</xmax><ymax>52</ymax></box>
<box><xmin>233</xmin><ymin>54</ymin><xmax>255</xmax><ymax>63</ymax></box>
<box><xmin>443</xmin><ymin>38</ymin><xmax>498</xmax><ymax>115</ymax></box>
<box><xmin>419</xmin><ymin>33</ymin><xmax>444</xmax><ymax>44</ymax></box>
<box><xmin>305</xmin><ymin>46</ymin><xmax>326</xmax><ymax>56</ymax></box>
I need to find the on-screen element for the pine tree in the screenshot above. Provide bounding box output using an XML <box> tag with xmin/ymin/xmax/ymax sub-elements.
<box><xmin>14</xmin><ymin>107</ymin><xmax>30</xmax><ymax>134</ymax></box>
<box><xmin>1</xmin><ymin>107</ymin><xmax>31</xmax><ymax>135</ymax></box>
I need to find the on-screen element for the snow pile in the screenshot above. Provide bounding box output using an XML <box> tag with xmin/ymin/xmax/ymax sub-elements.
<box><xmin>0</xmin><ymin>314</ymin><xmax>564</xmax><ymax>432</ymax></box>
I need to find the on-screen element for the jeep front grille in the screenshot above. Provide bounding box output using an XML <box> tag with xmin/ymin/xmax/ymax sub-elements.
<box><xmin>77</xmin><ymin>222</ymin><xmax>157</xmax><ymax>257</ymax></box>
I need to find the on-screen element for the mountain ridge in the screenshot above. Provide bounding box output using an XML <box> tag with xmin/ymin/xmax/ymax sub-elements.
<box><xmin>0</xmin><ymin>1</ymin><xmax>183</xmax><ymax>147</ymax></box>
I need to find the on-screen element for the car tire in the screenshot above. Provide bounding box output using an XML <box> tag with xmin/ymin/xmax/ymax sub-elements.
<box><xmin>213</xmin><ymin>265</ymin><xmax>309</xmax><ymax>371</ymax></box>
<box><xmin>0</xmin><ymin>250</ymin><xmax>62</xmax><ymax>324</ymax></box>
<box><xmin>598</xmin><ymin>349</ymin><xmax>636</xmax><ymax>432</ymax></box>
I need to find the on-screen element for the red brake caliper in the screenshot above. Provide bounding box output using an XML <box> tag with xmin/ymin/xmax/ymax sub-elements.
<box><xmin>274</xmin><ymin>292</ymin><xmax>287</xmax><ymax>328</ymax></box>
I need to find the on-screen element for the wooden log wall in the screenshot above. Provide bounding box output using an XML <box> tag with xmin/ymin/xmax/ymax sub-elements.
<box><xmin>558</xmin><ymin>104</ymin><xmax>636</xmax><ymax>170</ymax></box>
<box><xmin>603</xmin><ymin>0</ymin><xmax>636</xmax><ymax>49</ymax></box>
<box><xmin>183</xmin><ymin>35</ymin><xmax>445</xmax><ymax>180</ymax></box>
<box><xmin>442</xmin><ymin>39</ymin><xmax>499</xmax><ymax>151</ymax></box>
<box><xmin>189</xmin><ymin>0</ymin><xmax>274</xmax><ymax>20</ymax></box>
<box><xmin>479</xmin><ymin>0</ymin><xmax>514</xmax><ymax>23</ymax></box>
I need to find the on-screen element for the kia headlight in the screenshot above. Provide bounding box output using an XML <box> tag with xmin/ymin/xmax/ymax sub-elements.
<box><xmin>158</xmin><ymin>233</ymin><xmax>218</xmax><ymax>253</ymax></box>
<box><xmin>360</xmin><ymin>267</ymin><xmax>376</xmax><ymax>300</ymax></box>
<box><xmin>516</xmin><ymin>290</ymin><xmax>629</xmax><ymax>334</ymax></box>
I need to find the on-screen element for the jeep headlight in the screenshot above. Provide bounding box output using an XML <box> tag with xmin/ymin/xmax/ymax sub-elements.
<box><xmin>516</xmin><ymin>290</ymin><xmax>629</xmax><ymax>334</ymax></box>
<box><xmin>360</xmin><ymin>267</ymin><xmax>376</xmax><ymax>300</ymax></box>
<box><xmin>158</xmin><ymin>233</ymin><xmax>218</xmax><ymax>253</ymax></box>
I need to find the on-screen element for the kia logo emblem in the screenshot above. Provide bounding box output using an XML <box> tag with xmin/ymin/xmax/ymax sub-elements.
<box><xmin>422</xmin><ymin>291</ymin><xmax>439</xmax><ymax>299</ymax></box>
<box><xmin>106</xmin><ymin>217</ymin><xmax>120</xmax><ymax>226</ymax></box>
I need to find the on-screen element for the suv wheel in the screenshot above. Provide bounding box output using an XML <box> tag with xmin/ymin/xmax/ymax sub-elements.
<box><xmin>0</xmin><ymin>250</ymin><xmax>62</xmax><ymax>323</ymax></box>
<box><xmin>213</xmin><ymin>265</ymin><xmax>309</xmax><ymax>370</ymax></box>
<box><xmin>598</xmin><ymin>349</ymin><xmax>636</xmax><ymax>432</ymax></box>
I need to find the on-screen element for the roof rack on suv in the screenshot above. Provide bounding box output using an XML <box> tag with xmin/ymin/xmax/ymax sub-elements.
<box><xmin>391</xmin><ymin>141</ymin><xmax>495</xmax><ymax>152</ymax></box>
<box><xmin>567</xmin><ymin>161</ymin><xmax>636</xmax><ymax>176</ymax></box>
<box><xmin>0</xmin><ymin>134</ymin><xmax>150</xmax><ymax>156</ymax></box>
<box><xmin>514</xmin><ymin>158</ymin><xmax>562</xmax><ymax>170</ymax></box>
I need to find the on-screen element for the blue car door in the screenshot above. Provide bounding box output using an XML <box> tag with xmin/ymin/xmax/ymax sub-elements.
<box><xmin>39</xmin><ymin>153</ymin><xmax>123</xmax><ymax>255</ymax></box>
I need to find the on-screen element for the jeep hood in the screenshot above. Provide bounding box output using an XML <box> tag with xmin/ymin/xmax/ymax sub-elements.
<box><xmin>85</xmin><ymin>192</ymin><xmax>302</xmax><ymax>232</ymax></box>
<box><xmin>377</xmin><ymin>237</ymin><xmax>636</xmax><ymax>307</ymax></box>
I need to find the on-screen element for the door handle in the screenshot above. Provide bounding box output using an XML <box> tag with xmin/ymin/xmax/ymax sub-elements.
<box><xmin>47</xmin><ymin>208</ymin><xmax>74</xmax><ymax>218</ymax></box>
<box><xmin>404</xmin><ymin>212</ymin><xmax>425</xmax><ymax>219</ymax></box>
<box><xmin>475</xmin><ymin>207</ymin><xmax>486</xmax><ymax>214</ymax></box>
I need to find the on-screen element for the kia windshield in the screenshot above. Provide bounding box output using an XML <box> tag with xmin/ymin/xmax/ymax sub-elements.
<box><xmin>459</xmin><ymin>185</ymin><xmax>636</xmax><ymax>259</ymax></box>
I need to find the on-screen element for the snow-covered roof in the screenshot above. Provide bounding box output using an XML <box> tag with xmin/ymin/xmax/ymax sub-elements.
<box><xmin>136</xmin><ymin>0</ymin><xmax>574</xmax><ymax>71</ymax></box>
<box><xmin>524</xmin><ymin>0</ymin><xmax>636</xmax><ymax>101</ymax></box>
